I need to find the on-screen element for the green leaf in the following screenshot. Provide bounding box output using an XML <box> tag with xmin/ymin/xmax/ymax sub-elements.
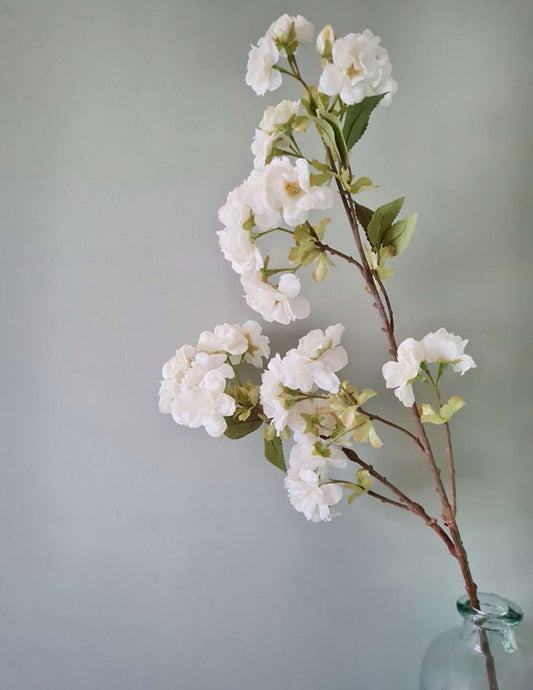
<box><xmin>353</xmin><ymin>202</ymin><xmax>373</xmax><ymax>234</ymax></box>
<box><xmin>309</xmin><ymin>172</ymin><xmax>333</xmax><ymax>187</ymax></box>
<box><xmin>366</xmin><ymin>197</ymin><xmax>405</xmax><ymax>250</ymax></box>
<box><xmin>292</xmin><ymin>115</ymin><xmax>311</xmax><ymax>132</ymax></box>
<box><xmin>309</xmin><ymin>158</ymin><xmax>332</xmax><ymax>173</ymax></box>
<box><xmin>264</xmin><ymin>436</ymin><xmax>286</xmax><ymax>472</ymax></box>
<box><xmin>224</xmin><ymin>417</ymin><xmax>263</xmax><ymax>439</ymax></box>
<box><xmin>342</xmin><ymin>94</ymin><xmax>386</xmax><ymax>150</ymax></box>
<box><xmin>316</xmin><ymin>109</ymin><xmax>349</xmax><ymax>169</ymax></box>
<box><xmin>311</xmin><ymin>116</ymin><xmax>342</xmax><ymax>167</ymax></box>
<box><xmin>382</xmin><ymin>213</ymin><xmax>418</xmax><ymax>256</ymax></box>
<box><xmin>350</xmin><ymin>176</ymin><xmax>375</xmax><ymax>194</ymax></box>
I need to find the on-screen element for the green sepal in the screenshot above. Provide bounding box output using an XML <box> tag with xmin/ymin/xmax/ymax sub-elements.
<box><xmin>224</xmin><ymin>416</ymin><xmax>263</xmax><ymax>439</ymax></box>
<box><xmin>264</xmin><ymin>435</ymin><xmax>286</xmax><ymax>472</ymax></box>
<box><xmin>367</xmin><ymin>197</ymin><xmax>405</xmax><ymax>250</ymax></box>
<box><xmin>342</xmin><ymin>94</ymin><xmax>386</xmax><ymax>150</ymax></box>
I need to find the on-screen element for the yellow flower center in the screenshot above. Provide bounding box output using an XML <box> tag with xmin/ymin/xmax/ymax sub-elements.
<box><xmin>284</xmin><ymin>181</ymin><xmax>301</xmax><ymax>196</ymax></box>
<box><xmin>346</xmin><ymin>62</ymin><xmax>361</xmax><ymax>79</ymax></box>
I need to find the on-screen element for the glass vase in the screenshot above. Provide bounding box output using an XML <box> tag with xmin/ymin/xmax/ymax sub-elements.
<box><xmin>420</xmin><ymin>593</ymin><xmax>533</xmax><ymax>689</ymax></box>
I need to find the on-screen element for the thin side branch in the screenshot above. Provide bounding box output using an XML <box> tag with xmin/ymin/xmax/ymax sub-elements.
<box><xmin>343</xmin><ymin>447</ymin><xmax>457</xmax><ymax>558</ymax></box>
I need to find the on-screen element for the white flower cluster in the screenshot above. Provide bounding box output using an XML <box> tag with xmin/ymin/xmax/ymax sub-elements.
<box><xmin>251</xmin><ymin>99</ymin><xmax>300</xmax><ymax>168</ymax></box>
<box><xmin>382</xmin><ymin>328</ymin><xmax>476</xmax><ymax>407</ymax></box>
<box><xmin>217</xmin><ymin>156</ymin><xmax>333</xmax><ymax>324</ymax></box>
<box><xmin>318</xmin><ymin>29</ymin><xmax>397</xmax><ymax>105</ymax></box>
<box><xmin>284</xmin><ymin>442</ymin><xmax>346</xmax><ymax>523</ymax></box>
<box><xmin>246</xmin><ymin>15</ymin><xmax>396</xmax><ymax>107</ymax></box>
<box><xmin>259</xmin><ymin>324</ymin><xmax>349</xmax><ymax>522</ymax></box>
<box><xmin>159</xmin><ymin>321</ymin><xmax>270</xmax><ymax>437</ymax></box>
<box><xmin>246</xmin><ymin>15</ymin><xmax>314</xmax><ymax>96</ymax></box>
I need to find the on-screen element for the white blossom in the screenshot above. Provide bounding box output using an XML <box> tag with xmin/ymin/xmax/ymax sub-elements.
<box><xmin>318</xmin><ymin>29</ymin><xmax>397</xmax><ymax>105</ymax></box>
<box><xmin>245</xmin><ymin>37</ymin><xmax>282</xmax><ymax>96</ymax></box>
<box><xmin>287</xmin><ymin>397</ymin><xmax>337</xmax><ymax>443</ymax></box>
<box><xmin>251</xmin><ymin>99</ymin><xmax>300</xmax><ymax>168</ymax></box>
<box><xmin>284</xmin><ymin>468</ymin><xmax>343</xmax><ymax>522</ymax></box>
<box><xmin>241</xmin><ymin>271</ymin><xmax>310</xmax><ymax>325</ymax></box>
<box><xmin>421</xmin><ymin>328</ymin><xmax>476</xmax><ymax>375</ymax></box>
<box><xmin>217</xmin><ymin>184</ymin><xmax>263</xmax><ymax>275</ymax></box>
<box><xmin>263</xmin><ymin>157</ymin><xmax>333</xmax><ymax>227</ymax></box>
<box><xmin>240</xmin><ymin>320</ymin><xmax>271</xmax><ymax>367</ymax></box>
<box><xmin>316</xmin><ymin>25</ymin><xmax>335</xmax><ymax>65</ymax></box>
<box><xmin>265</xmin><ymin>14</ymin><xmax>314</xmax><ymax>51</ymax></box>
<box><xmin>288</xmin><ymin>441</ymin><xmax>347</xmax><ymax>481</ymax></box>
<box><xmin>159</xmin><ymin>351</ymin><xmax>235</xmax><ymax>437</ymax></box>
<box><xmin>382</xmin><ymin>337</ymin><xmax>424</xmax><ymax>407</ymax></box>
<box><xmin>280</xmin><ymin>324</ymin><xmax>348</xmax><ymax>393</ymax></box>
<box><xmin>260</xmin><ymin>354</ymin><xmax>290</xmax><ymax>433</ymax></box>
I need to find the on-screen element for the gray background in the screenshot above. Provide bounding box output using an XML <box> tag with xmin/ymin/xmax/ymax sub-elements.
<box><xmin>1</xmin><ymin>1</ymin><xmax>532</xmax><ymax>688</ymax></box>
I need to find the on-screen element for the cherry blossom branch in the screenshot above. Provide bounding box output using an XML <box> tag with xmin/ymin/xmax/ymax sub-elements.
<box><xmin>367</xmin><ymin>490</ymin><xmax>410</xmax><ymax>511</ymax></box>
<box><xmin>358</xmin><ymin>408</ymin><xmax>424</xmax><ymax>451</ymax></box>
<box><xmin>343</xmin><ymin>446</ymin><xmax>456</xmax><ymax>557</ymax></box>
<box><xmin>315</xmin><ymin>240</ymin><xmax>364</xmax><ymax>273</ymax></box>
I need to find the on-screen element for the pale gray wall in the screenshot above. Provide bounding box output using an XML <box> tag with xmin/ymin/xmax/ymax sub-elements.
<box><xmin>1</xmin><ymin>1</ymin><xmax>532</xmax><ymax>688</ymax></box>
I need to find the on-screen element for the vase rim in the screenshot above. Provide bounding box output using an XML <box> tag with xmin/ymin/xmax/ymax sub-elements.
<box><xmin>456</xmin><ymin>592</ymin><xmax>523</xmax><ymax>627</ymax></box>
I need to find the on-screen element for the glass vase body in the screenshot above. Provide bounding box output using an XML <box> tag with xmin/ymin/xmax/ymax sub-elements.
<box><xmin>420</xmin><ymin>593</ymin><xmax>533</xmax><ymax>690</ymax></box>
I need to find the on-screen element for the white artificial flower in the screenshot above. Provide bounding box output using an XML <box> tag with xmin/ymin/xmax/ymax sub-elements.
<box><xmin>217</xmin><ymin>223</ymin><xmax>264</xmax><ymax>275</ymax></box>
<box><xmin>287</xmin><ymin>397</ymin><xmax>337</xmax><ymax>443</ymax></box>
<box><xmin>421</xmin><ymin>328</ymin><xmax>476</xmax><ymax>375</ymax></box>
<box><xmin>263</xmin><ymin>157</ymin><xmax>333</xmax><ymax>227</ymax></box>
<box><xmin>316</xmin><ymin>25</ymin><xmax>335</xmax><ymax>65</ymax></box>
<box><xmin>240</xmin><ymin>166</ymin><xmax>282</xmax><ymax>231</ymax></box>
<box><xmin>159</xmin><ymin>351</ymin><xmax>236</xmax><ymax>437</ymax></box>
<box><xmin>281</xmin><ymin>324</ymin><xmax>348</xmax><ymax>393</ymax></box>
<box><xmin>382</xmin><ymin>337</ymin><xmax>424</xmax><ymax>407</ymax></box>
<box><xmin>245</xmin><ymin>37</ymin><xmax>282</xmax><ymax>96</ymax></box>
<box><xmin>260</xmin><ymin>354</ymin><xmax>290</xmax><ymax>433</ymax></box>
<box><xmin>217</xmin><ymin>184</ymin><xmax>264</xmax><ymax>275</ymax></box>
<box><xmin>318</xmin><ymin>29</ymin><xmax>398</xmax><ymax>105</ymax></box>
<box><xmin>284</xmin><ymin>468</ymin><xmax>343</xmax><ymax>522</ymax></box>
<box><xmin>241</xmin><ymin>271</ymin><xmax>310</xmax><ymax>325</ymax></box>
<box><xmin>251</xmin><ymin>99</ymin><xmax>300</xmax><ymax>168</ymax></box>
<box><xmin>158</xmin><ymin>344</ymin><xmax>196</xmax><ymax>414</ymax></box>
<box><xmin>288</xmin><ymin>441</ymin><xmax>347</xmax><ymax>481</ymax></box>
<box><xmin>197</xmin><ymin>323</ymin><xmax>249</xmax><ymax>358</ymax></box>
<box><xmin>240</xmin><ymin>320</ymin><xmax>271</xmax><ymax>367</ymax></box>
<box><xmin>265</xmin><ymin>14</ymin><xmax>314</xmax><ymax>51</ymax></box>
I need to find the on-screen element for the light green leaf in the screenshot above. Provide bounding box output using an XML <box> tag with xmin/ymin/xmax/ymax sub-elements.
<box><xmin>350</xmin><ymin>177</ymin><xmax>375</xmax><ymax>194</ymax></box>
<box><xmin>309</xmin><ymin>172</ymin><xmax>333</xmax><ymax>187</ymax></box>
<box><xmin>418</xmin><ymin>403</ymin><xmax>445</xmax><ymax>425</ymax></box>
<box><xmin>367</xmin><ymin>197</ymin><xmax>405</xmax><ymax>250</ymax></box>
<box><xmin>382</xmin><ymin>213</ymin><xmax>418</xmax><ymax>256</ymax></box>
<box><xmin>309</xmin><ymin>158</ymin><xmax>332</xmax><ymax>173</ymax></box>
<box><xmin>292</xmin><ymin>115</ymin><xmax>311</xmax><ymax>132</ymax></box>
<box><xmin>224</xmin><ymin>417</ymin><xmax>263</xmax><ymax>439</ymax></box>
<box><xmin>264</xmin><ymin>436</ymin><xmax>286</xmax><ymax>472</ymax></box>
<box><xmin>342</xmin><ymin>94</ymin><xmax>386</xmax><ymax>150</ymax></box>
<box><xmin>317</xmin><ymin>109</ymin><xmax>349</xmax><ymax>168</ymax></box>
<box><xmin>356</xmin><ymin>468</ymin><xmax>374</xmax><ymax>492</ymax></box>
<box><xmin>311</xmin><ymin>116</ymin><xmax>342</xmax><ymax>167</ymax></box>
<box><xmin>312</xmin><ymin>217</ymin><xmax>330</xmax><ymax>241</ymax></box>
<box><xmin>439</xmin><ymin>396</ymin><xmax>465</xmax><ymax>422</ymax></box>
